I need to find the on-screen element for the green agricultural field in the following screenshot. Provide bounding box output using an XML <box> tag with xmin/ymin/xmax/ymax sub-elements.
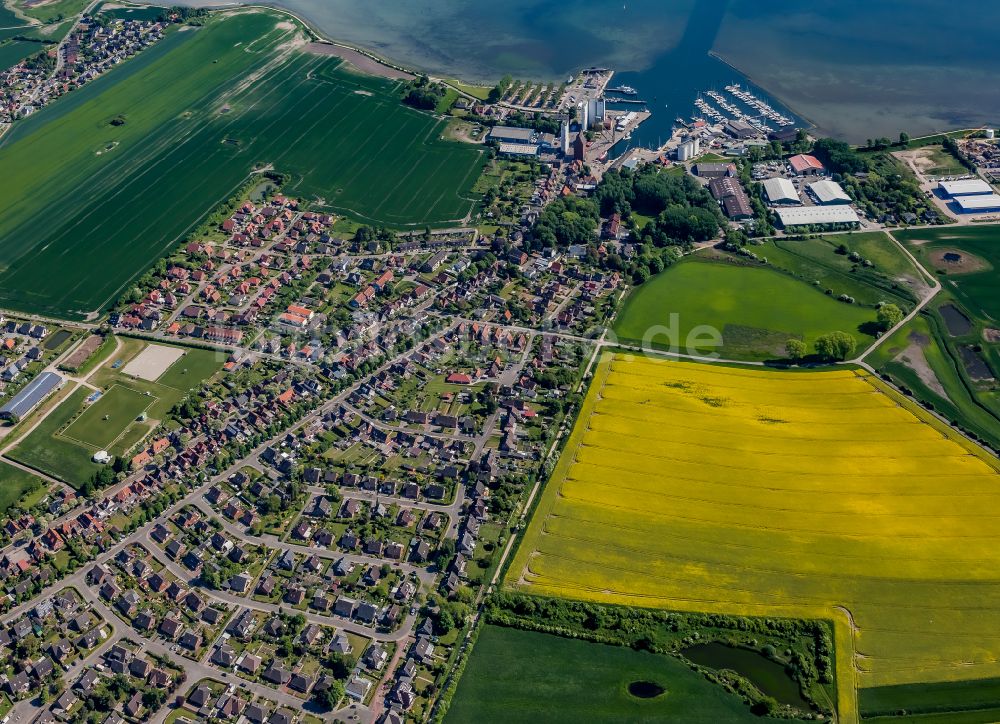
<box><xmin>0</xmin><ymin>11</ymin><xmax>486</xmax><ymax>319</ymax></box>
<box><xmin>446</xmin><ymin>626</ymin><xmax>761</xmax><ymax>723</ymax></box>
<box><xmin>508</xmin><ymin>353</ymin><xmax>1000</xmax><ymax>721</ymax></box>
<box><xmin>613</xmin><ymin>257</ymin><xmax>876</xmax><ymax>360</ymax></box>
<box><xmin>93</xmin><ymin>3</ymin><xmax>167</xmax><ymax>21</ymax></box>
<box><xmin>61</xmin><ymin>385</ymin><xmax>155</xmax><ymax>449</ymax></box>
<box><xmin>0</xmin><ymin>460</ymin><xmax>45</xmax><ymax>515</ymax></box>
<box><xmin>0</xmin><ymin>39</ymin><xmax>48</xmax><ymax>71</ymax></box>
<box><xmin>11</xmin><ymin>0</ymin><xmax>89</xmax><ymax>23</ymax></box>
<box><xmin>861</xmin><ymin>677</ymin><xmax>1000</xmax><ymax>721</ymax></box>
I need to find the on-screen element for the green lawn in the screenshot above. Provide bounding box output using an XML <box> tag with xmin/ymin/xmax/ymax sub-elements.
<box><xmin>0</xmin><ymin>461</ymin><xmax>45</xmax><ymax>516</ymax></box>
<box><xmin>156</xmin><ymin>347</ymin><xmax>226</xmax><ymax>390</ymax></box>
<box><xmin>613</xmin><ymin>258</ymin><xmax>876</xmax><ymax>360</ymax></box>
<box><xmin>61</xmin><ymin>384</ymin><xmax>155</xmax><ymax>449</ymax></box>
<box><xmin>446</xmin><ymin>626</ymin><xmax>762</xmax><ymax>723</ymax></box>
<box><xmin>0</xmin><ymin>11</ymin><xmax>486</xmax><ymax>319</ymax></box>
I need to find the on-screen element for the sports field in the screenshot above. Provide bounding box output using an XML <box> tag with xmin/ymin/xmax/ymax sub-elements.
<box><xmin>446</xmin><ymin>625</ymin><xmax>759</xmax><ymax>723</ymax></box>
<box><xmin>613</xmin><ymin>259</ymin><xmax>876</xmax><ymax>360</ymax></box>
<box><xmin>507</xmin><ymin>353</ymin><xmax>1000</xmax><ymax>720</ymax></box>
<box><xmin>8</xmin><ymin>340</ymin><xmax>222</xmax><ymax>485</ymax></box>
<box><xmin>0</xmin><ymin>12</ymin><xmax>485</xmax><ymax>319</ymax></box>
<box><xmin>62</xmin><ymin>385</ymin><xmax>155</xmax><ymax>449</ymax></box>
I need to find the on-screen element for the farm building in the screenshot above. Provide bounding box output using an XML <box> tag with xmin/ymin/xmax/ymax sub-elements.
<box><xmin>775</xmin><ymin>206</ymin><xmax>860</xmax><ymax>229</ymax></box>
<box><xmin>953</xmin><ymin>194</ymin><xmax>1000</xmax><ymax>213</ymax></box>
<box><xmin>0</xmin><ymin>371</ymin><xmax>63</xmax><ymax>420</ymax></box>
<box><xmin>788</xmin><ymin>154</ymin><xmax>825</xmax><ymax>175</ymax></box>
<box><xmin>763</xmin><ymin>177</ymin><xmax>800</xmax><ymax>205</ymax></box>
<box><xmin>808</xmin><ymin>179</ymin><xmax>852</xmax><ymax>205</ymax></box>
<box><xmin>938</xmin><ymin>179</ymin><xmax>994</xmax><ymax>197</ymax></box>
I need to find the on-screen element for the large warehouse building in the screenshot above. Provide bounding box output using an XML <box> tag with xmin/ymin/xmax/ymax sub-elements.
<box><xmin>938</xmin><ymin>179</ymin><xmax>994</xmax><ymax>197</ymax></box>
<box><xmin>954</xmin><ymin>194</ymin><xmax>1000</xmax><ymax>214</ymax></box>
<box><xmin>763</xmin><ymin>177</ymin><xmax>800</xmax><ymax>205</ymax></box>
<box><xmin>0</xmin><ymin>371</ymin><xmax>63</xmax><ymax>420</ymax></box>
<box><xmin>487</xmin><ymin>126</ymin><xmax>537</xmax><ymax>144</ymax></box>
<box><xmin>788</xmin><ymin>154</ymin><xmax>825</xmax><ymax>176</ymax></box>
<box><xmin>809</xmin><ymin>179</ymin><xmax>852</xmax><ymax>205</ymax></box>
<box><xmin>776</xmin><ymin>206</ymin><xmax>860</xmax><ymax>229</ymax></box>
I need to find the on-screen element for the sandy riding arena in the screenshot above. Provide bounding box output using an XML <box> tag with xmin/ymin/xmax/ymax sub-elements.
<box><xmin>122</xmin><ymin>344</ymin><xmax>186</xmax><ymax>381</ymax></box>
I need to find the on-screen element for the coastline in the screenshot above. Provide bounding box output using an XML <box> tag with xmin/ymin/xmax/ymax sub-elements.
<box><xmin>179</xmin><ymin>1</ymin><xmax>451</xmax><ymax>85</ymax></box>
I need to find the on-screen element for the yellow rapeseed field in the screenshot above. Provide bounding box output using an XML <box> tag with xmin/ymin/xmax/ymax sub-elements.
<box><xmin>507</xmin><ymin>353</ymin><xmax>1000</xmax><ymax>722</ymax></box>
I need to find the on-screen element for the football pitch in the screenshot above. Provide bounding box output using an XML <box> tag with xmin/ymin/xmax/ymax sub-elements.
<box><xmin>61</xmin><ymin>385</ymin><xmax>155</xmax><ymax>450</ymax></box>
<box><xmin>0</xmin><ymin>12</ymin><xmax>485</xmax><ymax>319</ymax></box>
<box><xmin>508</xmin><ymin>353</ymin><xmax>1000</xmax><ymax>720</ymax></box>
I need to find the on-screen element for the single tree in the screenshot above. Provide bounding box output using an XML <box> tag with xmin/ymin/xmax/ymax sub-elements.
<box><xmin>877</xmin><ymin>303</ymin><xmax>904</xmax><ymax>331</ymax></box>
<box><xmin>814</xmin><ymin>331</ymin><xmax>856</xmax><ymax>361</ymax></box>
<box><xmin>785</xmin><ymin>339</ymin><xmax>807</xmax><ymax>360</ymax></box>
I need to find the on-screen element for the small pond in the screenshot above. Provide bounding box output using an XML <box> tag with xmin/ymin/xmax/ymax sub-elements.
<box><xmin>683</xmin><ymin>642</ymin><xmax>810</xmax><ymax>710</ymax></box>
<box><xmin>43</xmin><ymin>329</ymin><xmax>72</xmax><ymax>350</ymax></box>
<box><xmin>939</xmin><ymin>303</ymin><xmax>973</xmax><ymax>337</ymax></box>
<box><xmin>960</xmin><ymin>345</ymin><xmax>995</xmax><ymax>381</ymax></box>
<box><xmin>627</xmin><ymin>680</ymin><xmax>665</xmax><ymax>699</ymax></box>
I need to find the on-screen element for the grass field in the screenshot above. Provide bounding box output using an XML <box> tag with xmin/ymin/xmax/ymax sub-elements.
<box><xmin>752</xmin><ymin>233</ymin><xmax>924</xmax><ymax>309</ymax></box>
<box><xmin>896</xmin><ymin>225</ymin><xmax>1000</xmax><ymax>321</ymax></box>
<box><xmin>0</xmin><ymin>460</ymin><xmax>45</xmax><ymax>515</ymax></box>
<box><xmin>446</xmin><ymin>626</ymin><xmax>762</xmax><ymax>723</ymax></box>
<box><xmin>0</xmin><ymin>12</ymin><xmax>485</xmax><ymax>319</ymax></box>
<box><xmin>8</xmin><ymin>340</ymin><xmax>222</xmax><ymax>485</ymax></box>
<box><xmin>507</xmin><ymin>353</ymin><xmax>1000</xmax><ymax>720</ymax></box>
<box><xmin>613</xmin><ymin>258</ymin><xmax>876</xmax><ymax>360</ymax></box>
<box><xmin>7</xmin><ymin>386</ymin><xmax>100</xmax><ymax>485</ymax></box>
<box><xmin>860</xmin><ymin>677</ymin><xmax>1000</xmax><ymax>720</ymax></box>
<box><xmin>868</xmin><ymin>226</ymin><xmax>1000</xmax><ymax>448</ymax></box>
<box><xmin>866</xmin><ymin>310</ymin><xmax>1000</xmax><ymax>451</ymax></box>
<box><xmin>11</xmin><ymin>0</ymin><xmax>89</xmax><ymax>23</ymax></box>
<box><xmin>61</xmin><ymin>384</ymin><xmax>155</xmax><ymax>449</ymax></box>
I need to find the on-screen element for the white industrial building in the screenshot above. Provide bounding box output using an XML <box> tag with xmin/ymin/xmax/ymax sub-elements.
<box><xmin>938</xmin><ymin>179</ymin><xmax>994</xmax><ymax>197</ymax></box>
<box><xmin>587</xmin><ymin>98</ymin><xmax>606</xmax><ymax>124</ymax></box>
<box><xmin>763</xmin><ymin>177</ymin><xmax>799</xmax><ymax>205</ymax></box>
<box><xmin>954</xmin><ymin>194</ymin><xmax>1000</xmax><ymax>213</ymax></box>
<box><xmin>808</xmin><ymin>179</ymin><xmax>852</xmax><ymax>205</ymax></box>
<box><xmin>676</xmin><ymin>138</ymin><xmax>700</xmax><ymax>162</ymax></box>
<box><xmin>498</xmin><ymin>142</ymin><xmax>540</xmax><ymax>158</ymax></box>
<box><xmin>776</xmin><ymin>206</ymin><xmax>860</xmax><ymax>228</ymax></box>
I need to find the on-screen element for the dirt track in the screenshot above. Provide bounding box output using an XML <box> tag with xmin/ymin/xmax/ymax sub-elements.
<box><xmin>304</xmin><ymin>41</ymin><xmax>414</xmax><ymax>80</ymax></box>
